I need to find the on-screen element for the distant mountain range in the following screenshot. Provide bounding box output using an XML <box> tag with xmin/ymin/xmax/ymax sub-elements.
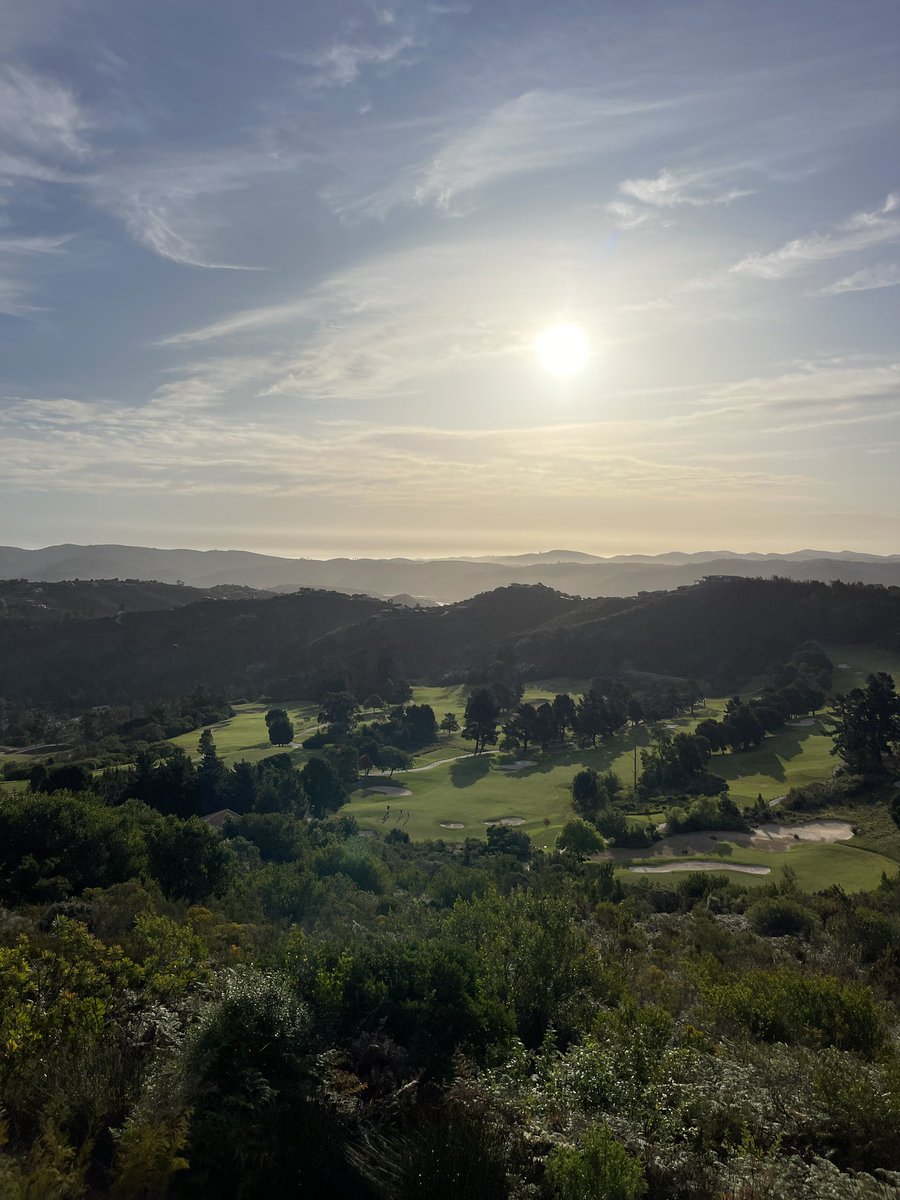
<box><xmin>1</xmin><ymin>543</ymin><xmax>899</xmax><ymax>603</ymax></box>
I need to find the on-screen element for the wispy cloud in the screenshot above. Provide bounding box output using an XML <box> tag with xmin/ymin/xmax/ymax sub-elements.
<box><xmin>818</xmin><ymin>261</ymin><xmax>900</xmax><ymax>296</ymax></box>
<box><xmin>695</xmin><ymin>359</ymin><xmax>900</xmax><ymax>419</ymax></box>
<box><xmin>732</xmin><ymin>192</ymin><xmax>900</xmax><ymax>280</ymax></box>
<box><xmin>619</xmin><ymin>166</ymin><xmax>754</xmax><ymax>209</ymax></box>
<box><xmin>0</xmin><ymin>63</ymin><xmax>90</xmax><ymax>159</ymax></box>
<box><xmin>324</xmin><ymin>89</ymin><xmax>678</xmax><ymax>220</ymax></box>
<box><xmin>90</xmin><ymin>152</ymin><xmax>289</xmax><ymax>269</ymax></box>
<box><xmin>304</xmin><ymin>34</ymin><xmax>417</xmax><ymax>87</ymax></box>
<box><xmin>0</xmin><ymin>392</ymin><xmax>810</xmax><ymax>505</ymax></box>
<box><xmin>0</xmin><ymin>234</ymin><xmax>72</xmax><ymax>254</ymax></box>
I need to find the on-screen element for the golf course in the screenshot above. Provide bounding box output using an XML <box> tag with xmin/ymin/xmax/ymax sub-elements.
<box><xmin>151</xmin><ymin>644</ymin><xmax>900</xmax><ymax>893</ymax></box>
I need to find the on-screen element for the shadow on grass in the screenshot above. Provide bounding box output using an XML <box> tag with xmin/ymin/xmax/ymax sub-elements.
<box><xmin>450</xmin><ymin>754</ymin><xmax>492</xmax><ymax>788</ymax></box>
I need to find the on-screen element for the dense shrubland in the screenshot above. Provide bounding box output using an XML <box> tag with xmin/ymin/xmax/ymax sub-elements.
<box><xmin>1</xmin><ymin>765</ymin><xmax>900</xmax><ymax>1196</ymax></box>
<box><xmin>2</xmin><ymin>588</ymin><xmax>900</xmax><ymax>1195</ymax></box>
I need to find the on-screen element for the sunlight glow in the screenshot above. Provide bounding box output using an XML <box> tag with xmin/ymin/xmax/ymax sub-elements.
<box><xmin>534</xmin><ymin>323</ymin><xmax>590</xmax><ymax>378</ymax></box>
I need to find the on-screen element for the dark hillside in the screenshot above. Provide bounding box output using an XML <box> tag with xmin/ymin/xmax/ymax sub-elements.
<box><xmin>513</xmin><ymin>578</ymin><xmax>900</xmax><ymax>684</ymax></box>
<box><xmin>0</xmin><ymin>589</ymin><xmax>388</xmax><ymax>706</ymax></box>
<box><xmin>0</xmin><ymin>578</ymin><xmax>269</xmax><ymax>624</ymax></box>
<box><xmin>2</xmin><ymin>577</ymin><xmax>898</xmax><ymax>707</ymax></box>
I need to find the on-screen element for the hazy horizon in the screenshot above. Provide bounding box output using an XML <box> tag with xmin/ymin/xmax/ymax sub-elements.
<box><xmin>4</xmin><ymin>539</ymin><xmax>899</xmax><ymax>563</ymax></box>
<box><xmin>2</xmin><ymin>1</ymin><xmax>899</xmax><ymax>555</ymax></box>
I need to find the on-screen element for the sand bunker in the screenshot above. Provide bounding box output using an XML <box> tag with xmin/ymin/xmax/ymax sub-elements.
<box><xmin>630</xmin><ymin>861</ymin><xmax>771</xmax><ymax>876</ymax></box>
<box><xmin>497</xmin><ymin>760</ymin><xmax>536</xmax><ymax>772</ymax></box>
<box><xmin>753</xmin><ymin>820</ymin><xmax>852</xmax><ymax>844</ymax></box>
<box><xmin>440</xmin><ymin>821</ymin><xmax>465</xmax><ymax>829</ymax></box>
<box><xmin>788</xmin><ymin>718</ymin><xmax>816</xmax><ymax>727</ymax></box>
<box><xmin>837</xmin><ymin>663</ymin><xmax>850</xmax><ymax>669</ymax></box>
<box><xmin>605</xmin><ymin>820</ymin><xmax>854</xmax><ymax>866</ymax></box>
<box><xmin>484</xmin><ymin>816</ymin><xmax>526</xmax><ymax>826</ymax></box>
<box><xmin>363</xmin><ymin>785</ymin><xmax>412</xmax><ymax>797</ymax></box>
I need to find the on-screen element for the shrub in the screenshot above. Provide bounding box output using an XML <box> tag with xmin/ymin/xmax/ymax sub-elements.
<box><xmin>545</xmin><ymin>1124</ymin><xmax>646</xmax><ymax>1200</ymax></box>
<box><xmin>748</xmin><ymin>896</ymin><xmax>816</xmax><ymax>939</ymax></box>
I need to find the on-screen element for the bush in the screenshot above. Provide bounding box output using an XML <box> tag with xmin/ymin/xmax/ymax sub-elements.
<box><xmin>545</xmin><ymin>1124</ymin><xmax>646</xmax><ymax>1200</ymax></box>
<box><xmin>748</xmin><ymin>896</ymin><xmax>816</xmax><ymax>939</ymax></box>
<box><xmin>708</xmin><ymin>967</ymin><xmax>885</xmax><ymax>1057</ymax></box>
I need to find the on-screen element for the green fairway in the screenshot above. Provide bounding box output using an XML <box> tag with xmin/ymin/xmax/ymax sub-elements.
<box><xmin>149</xmin><ymin>645</ymin><xmax>900</xmax><ymax>888</ymax></box>
<box><xmin>169</xmin><ymin>700</ymin><xmax>320</xmax><ymax>765</ymax></box>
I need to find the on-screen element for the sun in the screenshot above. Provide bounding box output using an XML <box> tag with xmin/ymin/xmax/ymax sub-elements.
<box><xmin>534</xmin><ymin>323</ymin><xmax>590</xmax><ymax>378</ymax></box>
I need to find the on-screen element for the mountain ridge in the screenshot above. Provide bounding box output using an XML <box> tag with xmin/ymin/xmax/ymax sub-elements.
<box><xmin>2</xmin><ymin>543</ymin><xmax>899</xmax><ymax>603</ymax></box>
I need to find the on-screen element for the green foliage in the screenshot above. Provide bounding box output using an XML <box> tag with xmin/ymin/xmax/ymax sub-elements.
<box><xmin>831</xmin><ymin>672</ymin><xmax>900</xmax><ymax>774</ymax></box>
<box><xmin>706</xmin><ymin>966</ymin><xmax>885</xmax><ymax>1056</ymax></box>
<box><xmin>748</xmin><ymin>896</ymin><xmax>816</xmax><ymax>939</ymax></box>
<box><xmin>545</xmin><ymin>1124</ymin><xmax>646</xmax><ymax>1200</ymax></box>
<box><xmin>557</xmin><ymin>818</ymin><xmax>605</xmax><ymax>857</ymax></box>
<box><xmin>180</xmin><ymin>969</ymin><xmax>347</xmax><ymax>1197</ymax></box>
<box><xmin>146</xmin><ymin>816</ymin><xmax>233</xmax><ymax>903</ymax></box>
<box><xmin>463</xmin><ymin>688</ymin><xmax>501</xmax><ymax>753</ymax></box>
<box><xmin>127</xmin><ymin>912</ymin><xmax>210</xmax><ymax>999</ymax></box>
<box><xmin>264</xmin><ymin>707</ymin><xmax>294</xmax><ymax>746</ymax></box>
<box><xmin>351</xmin><ymin>1096</ymin><xmax>510</xmax><ymax>1199</ymax></box>
<box><xmin>0</xmin><ymin>791</ymin><xmax>142</xmax><ymax>902</ymax></box>
<box><xmin>0</xmin><ymin>1119</ymin><xmax>87</xmax><ymax>1200</ymax></box>
<box><xmin>109</xmin><ymin>1113</ymin><xmax>189</xmax><ymax>1200</ymax></box>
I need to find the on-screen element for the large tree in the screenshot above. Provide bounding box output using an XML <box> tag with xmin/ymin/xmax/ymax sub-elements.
<box><xmin>265</xmin><ymin>708</ymin><xmax>294</xmax><ymax>746</ymax></box>
<box><xmin>463</xmin><ymin>688</ymin><xmax>500</xmax><ymax>754</ymax></box>
<box><xmin>831</xmin><ymin>672</ymin><xmax>900</xmax><ymax>774</ymax></box>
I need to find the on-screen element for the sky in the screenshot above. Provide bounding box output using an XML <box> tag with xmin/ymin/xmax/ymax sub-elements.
<box><xmin>1</xmin><ymin>0</ymin><xmax>899</xmax><ymax>559</ymax></box>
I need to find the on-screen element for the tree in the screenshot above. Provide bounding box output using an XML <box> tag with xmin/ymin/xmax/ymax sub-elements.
<box><xmin>363</xmin><ymin>693</ymin><xmax>384</xmax><ymax>712</ymax></box>
<box><xmin>534</xmin><ymin>702</ymin><xmax>558</xmax><ymax>751</ymax></box>
<box><xmin>195</xmin><ymin>728</ymin><xmax>226</xmax><ymax>813</ymax></box>
<box><xmin>553</xmin><ymin>693</ymin><xmax>577</xmax><ymax>738</ymax></box>
<box><xmin>721</xmin><ymin>704</ymin><xmax>765</xmax><ymax>753</ymax></box>
<box><xmin>440</xmin><ymin>711</ymin><xmax>460</xmax><ymax>735</ymax></box>
<box><xmin>265</xmin><ymin>708</ymin><xmax>294</xmax><ymax>746</ymax></box>
<box><xmin>379</xmin><ymin>746</ymin><xmax>412</xmax><ymax>777</ymax></box>
<box><xmin>462</xmin><ymin>688</ymin><xmax>500</xmax><ymax>754</ymax></box>
<box><xmin>571</xmin><ymin>768</ymin><xmax>600</xmax><ymax>816</ymax></box>
<box><xmin>299</xmin><ymin>757</ymin><xmax>346</xmax><ymax>819</ymax></box>
<box><xmin>146</xmin><ymin>816</ymin><xmax>233</xmax><ymax>903</ymax></box>
<box><xmin>831</xmin><ymin>672</ymin><xmax>900</xmax><ymax>774</ymax></box>
<box><xmin>504</xmin><ymin>703</ymin><xmax>539</xmax><ymax>755</ymax></box>
<box><xmin>317</xmin><ymin>691</ymin><xmax>359</xmax><ymax>728</ymax></box>
<box><xmin>557</xmin><ymin>818</ymin><xmax>604</xmax><ymax>858</ymax></box>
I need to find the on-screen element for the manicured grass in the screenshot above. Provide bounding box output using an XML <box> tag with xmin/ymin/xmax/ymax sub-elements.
<box><xmin>618</xmin><ymin>841</ymin><xmax>898</xmax><ymax>893</ymax></box>
<box><xmin>169</xmin><ymin>701</ymin><xmax>320</xmax><ymax>765</ymax></box>
<box><xmin>154</xmin><ymin>647</ymin><xmax>900</xmax><ymax>889</ymax></box>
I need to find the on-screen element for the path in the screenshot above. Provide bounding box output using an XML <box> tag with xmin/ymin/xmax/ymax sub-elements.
<box><xmin>400</xmin><ymin>750</ymin><xmax>500</xmax><ymax>774</ymax></box>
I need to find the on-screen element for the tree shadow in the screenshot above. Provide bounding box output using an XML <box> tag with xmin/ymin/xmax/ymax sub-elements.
<box><xmin>450</xmin><ymin>754</ymin><xmax>492</xmax><ymax>788</ymax></box>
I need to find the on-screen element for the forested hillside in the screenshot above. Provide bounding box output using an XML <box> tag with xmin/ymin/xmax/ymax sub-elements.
<box><xmin>0</xmin><ymin>578</ymin><xmax>269</xmax><ymax>623</ymax></box>
<box><xmin>1</xmin><ymin>578</ymin><xmax>898</xmax><ymax>706</ymax></box>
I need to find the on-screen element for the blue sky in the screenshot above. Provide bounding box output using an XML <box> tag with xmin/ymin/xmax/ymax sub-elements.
<box><xmin>1</xmin><ymin>0</ymin><xmax>899</xmax><ymax>556</ymax></box>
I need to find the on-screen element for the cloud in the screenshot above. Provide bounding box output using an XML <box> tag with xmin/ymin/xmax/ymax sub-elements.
<box><xmin>0</xmin><ymin>391</ymin><xmax>810</xmax><ymax>505</ymax></box>
<box><xmin>305</xmin><ymin>34</ymin><xmax>417</xmax><ymax>87</ymax></box>
<box><xmin>818</xmin><ymin>261</ymin><xmax>900</xmax><ymax>296</ymax></box>
<box><xmin>0</xmin><ymin>63</ymin><xmax>90</xmax><ymax>159</ymax></box>
<box><xmin>91</xmin><ymin>152</ymin><xmax>289</xmax><ymax>269</ymax></box>
<box><xmin>0</xmin><ymin>276</ymin><xmax>43</xmax><ymax>317</ymax></box>
<box><xmin>693</xmin><ymin>360</ymin><xmax>900</xmax><ymax>423</ymax></box>
<box><xmin>732</xmin><ymin>192</ymin><xmax>900</xmax><ymax>280</ymax></box>
<box><xmin>0</xmin><ymin>234</ymin><xmax>71</xmax><ymax>254</ymax></box>
<box><xmin>324</xmin><ymin>89</ymin><xmax>677</xmax><ymax>221</ymax></box>
<box><xmin>606</xmin><ymin>165</ymin><xmax>754</xmax><ymax>230</ymax></box>
<box><xmin>619</xmin><ymin>167</ymin><xmax>754</xmax><ymax>209</ymax></box>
